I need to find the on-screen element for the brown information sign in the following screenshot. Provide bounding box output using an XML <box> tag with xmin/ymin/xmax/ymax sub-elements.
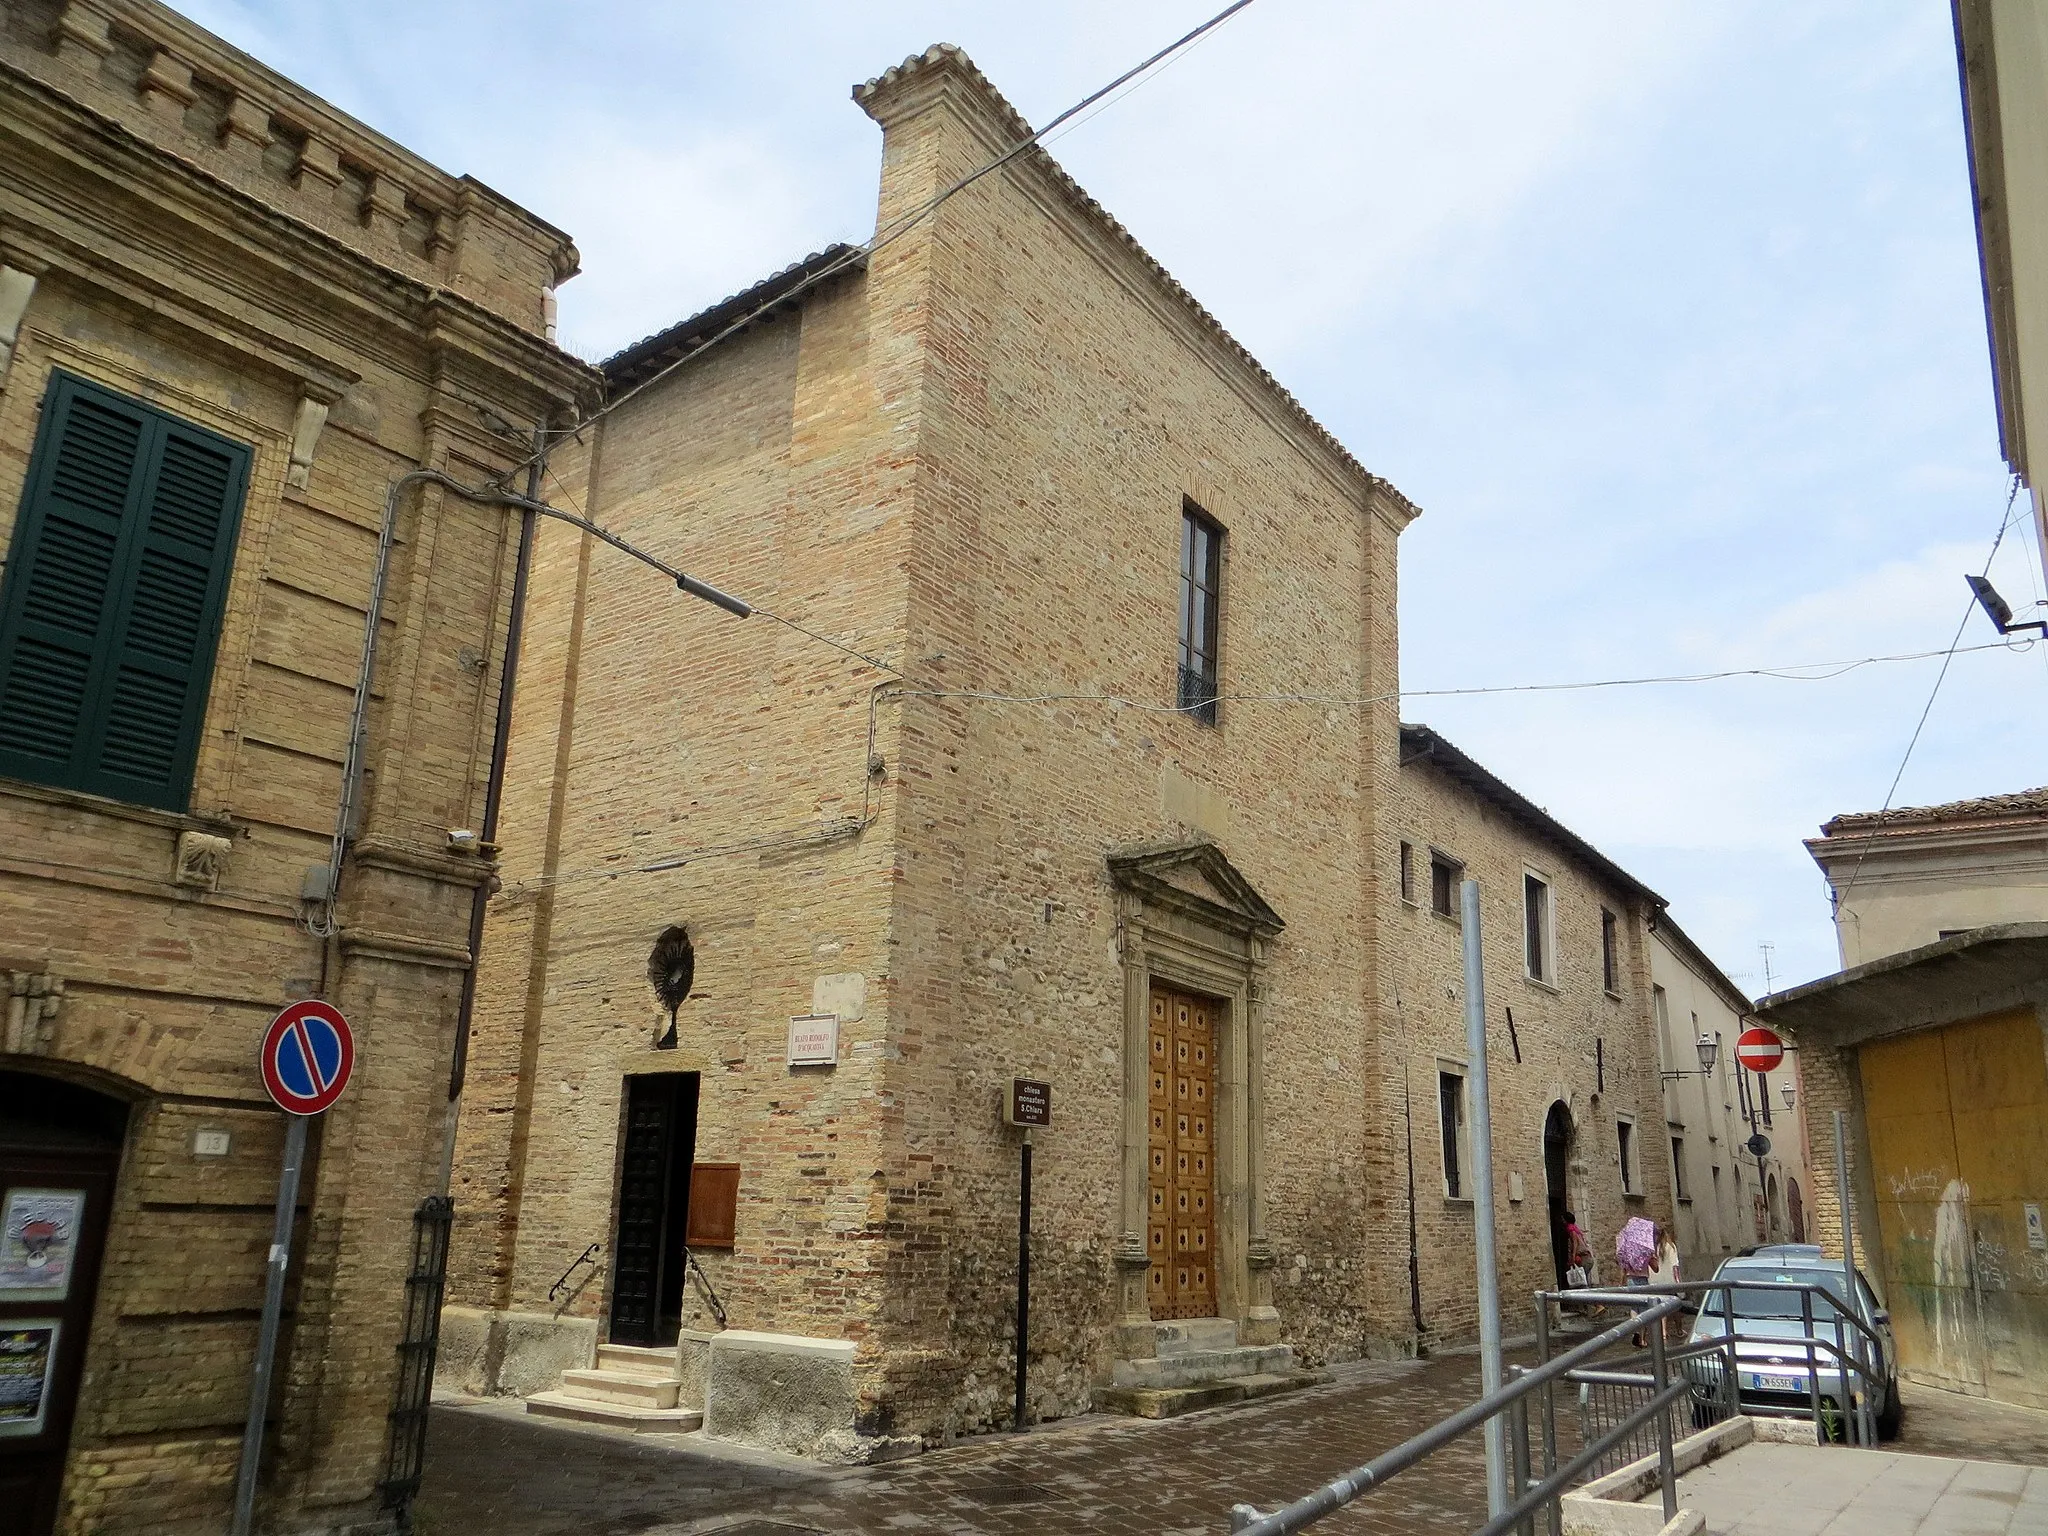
<box><xmin>1005</xmin><ymin>1078</ymin><xmax>1051</xmax><ymax>1128</ymax></box>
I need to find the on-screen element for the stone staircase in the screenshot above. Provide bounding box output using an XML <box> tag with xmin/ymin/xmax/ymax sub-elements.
<box><xmin>1095</xmin><ymin>1318</ymin><xmax>1325</xmax><ymax>1419</ymax></box>
<box><xmin>525</xmin><ymin>1342</ymin><xmax>704</xmax><ymax>1433</ymax></box>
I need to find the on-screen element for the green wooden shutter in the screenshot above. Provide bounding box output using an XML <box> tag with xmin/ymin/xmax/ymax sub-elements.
<box><xmin>0</xmin><ymin>373</ymin><xmax>250</xmax><ymax>811</ymax></box>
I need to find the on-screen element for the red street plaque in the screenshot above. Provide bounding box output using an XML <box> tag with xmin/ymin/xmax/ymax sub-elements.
<box><xmin>1734</xmin><ymin>1026</ymin><xmax>1785</xmax><ymax>1074</ymax></box>
<box><xmin>260</xmin><ymin>999</ymin><xmax>355</xmax><ymax>1116</ymax></box>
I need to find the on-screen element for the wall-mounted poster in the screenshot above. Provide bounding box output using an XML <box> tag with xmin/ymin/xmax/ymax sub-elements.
<box><xmin>0</xmin><ymin>1322</ymin><xmax>57</xmax><ymax>1438</ymax></box>
<box><xmin>0</xmin><ymin>1188</ymin><xmax>86</xmax><ymax>1303</ymax></box>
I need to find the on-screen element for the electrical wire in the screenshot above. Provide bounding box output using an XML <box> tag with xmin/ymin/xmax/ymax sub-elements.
<box><xmin>1817</xmin><ymin>481</ymin><xmax>2028</xmax><ymax>947</ymax></box>
<box><xmin>511</xmin><ymin>0</ymin><xmax>1264</xmax><ymax>480</ymax></box>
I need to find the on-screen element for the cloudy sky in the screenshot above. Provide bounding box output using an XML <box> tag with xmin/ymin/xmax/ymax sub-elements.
<box><xmin>182</xmin><ymin>0</ymin><xmax>2048</xmax><ymax>991</ymax></box>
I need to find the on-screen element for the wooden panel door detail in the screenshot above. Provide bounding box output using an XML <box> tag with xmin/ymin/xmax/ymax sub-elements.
<box><xmin>1148</xmin><ymin>986</ymin><xmax>1217</xmax><ymax>1320</ymax></box>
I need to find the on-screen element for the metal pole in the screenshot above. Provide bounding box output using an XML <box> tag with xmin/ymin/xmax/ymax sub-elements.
<box><xmin>1535</xmin><ymin>1295</ymin><xmax>1560</xmax><ymax>1536</ymax></box>
<box><xmin>1461</xmin><ymin>878</ymin><xmax>1509</xmax><ymax>1519</ymax></box>
<box><xmin>1013</xmin><ymin>1130</ymin><xmax>1032</xmax><ymax>1432</ymax></box>
<box><xmin>1802</xmin><ymin>1288</ymin><xmax>1823</xmax><ymax>1442</ymax></box>
<box><xmin>1648</xmin><ymin>1317</ymin><xmax>1677</xmax><ymax>1522</ymax></box>
<box><xmin>1833</xmin><ymin>1109</ymin><xmax>1874</xmax><ymax>1447</ymax></box>
<box><xmin>231</xmin><ymin>1112</ymin><xmax>311</xmax><ymax>1536</ymax></box>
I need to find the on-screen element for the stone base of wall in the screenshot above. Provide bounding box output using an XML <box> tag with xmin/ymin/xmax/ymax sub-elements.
<box><xmin>704</xmin><ymin>1330</ymin><xmax>919</xmax><ymax>1464</ymax></box>
<box><xmin>434</xmin><ymin>1305</ymin><xmax>597</xmax><ymax>1399</ymax></box>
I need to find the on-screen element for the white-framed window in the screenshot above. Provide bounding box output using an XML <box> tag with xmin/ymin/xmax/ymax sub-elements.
<box><xmin>1523</xmin><ymin>869</ymin><xmax>1555</xmax><ymax>983</ymax></box>
<box><xmin>1436</xmin><ymin>1062</ymin><xmax>1470</xmax><ymax>1199</ymax></box>
<box><xmin>1616</xmin><ymin>1112</ymin><xmax>1638</xmax><ymax>1195</ymax></box>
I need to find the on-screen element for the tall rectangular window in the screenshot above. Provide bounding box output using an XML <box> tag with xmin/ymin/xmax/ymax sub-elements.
<box><xmin>1671</xmin><ymin>1136</ymin><xmax>1687</xmax><ymax>1199</ymax></box>
<box><xmin>1431</xmin><ymin>852</ymin><xmax>1461</xmax><ymax>918</ymax></box>
<box><xmin>1438</xmin><ymin>1069</ymin><xmax>1467</xmax><ymax>1199</ymax></box>
<box><xmin>1177</xmin><ymin>502</ymin><xmax>1222</xmax><ymax>724</ymax></box>
<box><xmin>1524</xmin><ymin>872</ymin><xmax>1553</xmax><ymax>983</ymax></box>
<box><xmin>1617</xmin><ymin>1117</ymin><xmax>1637</xmax><ymax>1195</ymax></box>
<box><xmin>1600</xmin><ymin>908</ymin><xmax>1619</xmax><ymax>993</ymax></box>
<box><xmin>1399</xmin><ymin>841</ymin><xmax>1415</xmax><ymax>904</ymax></box>
<box><xmin>0</xmin><ymin>372</ymin><xmax>250</xmax><ymax>812</ymax></box>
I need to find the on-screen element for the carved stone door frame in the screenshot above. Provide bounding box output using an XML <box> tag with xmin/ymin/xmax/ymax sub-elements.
<box><xmin>1107</xmin><ymin>841</ymin><xmax>1284</xmax><ymax>1360</ymax></box>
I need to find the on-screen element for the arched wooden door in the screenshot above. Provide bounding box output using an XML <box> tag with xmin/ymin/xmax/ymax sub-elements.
<box><xmin>0</xmin><ymin>1072</ymin><xmax>127</xmax><ymax>1536</ymax></box>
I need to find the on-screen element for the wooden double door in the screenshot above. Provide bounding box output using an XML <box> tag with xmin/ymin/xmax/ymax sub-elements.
<box><xmin>1147</xmin><ymin>986</ymin><xmax>1218</xmax><ymax>1320</ymax></box>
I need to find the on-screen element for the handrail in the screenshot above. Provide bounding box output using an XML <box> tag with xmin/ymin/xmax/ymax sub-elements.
<box><xmin>683</xmin><ymin>1246</ymin><xmax>728</xmax><ymax>1328</ymax></box>
<box><xmin>547</xmin><ymin>1241</ymin><xmax>601</xmax><ymax>1303</ymax></box>
<box><xmin>1228</xmin><ymin>1294</ymin><xmax>1685</xmax><ymax>1535</ymax></box>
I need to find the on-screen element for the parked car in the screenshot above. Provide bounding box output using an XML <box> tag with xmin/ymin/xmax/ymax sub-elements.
<box><xmin>1685</xmin><ymin>1252</ymin><xmax>1901</xmax><ymax>1440</ymax></box>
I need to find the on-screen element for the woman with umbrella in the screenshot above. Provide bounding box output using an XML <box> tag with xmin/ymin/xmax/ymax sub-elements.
<box><xmin>1617</xmin><ymin>1215</ymin><xmax>1657</xmax><ymax>1346</ymax></box>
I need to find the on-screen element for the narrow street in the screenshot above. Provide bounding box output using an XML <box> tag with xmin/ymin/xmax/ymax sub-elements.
<box><xmin>419</xmin><ymin>1355</ymin><xmax>1497</xmax><ymax>1536</ymax></box>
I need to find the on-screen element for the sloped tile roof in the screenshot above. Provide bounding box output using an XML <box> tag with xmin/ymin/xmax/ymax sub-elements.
<box><xmin>1820</xmin><ymin>786</ymin><xmax>2048</xmax><ymax>836</ymax></box>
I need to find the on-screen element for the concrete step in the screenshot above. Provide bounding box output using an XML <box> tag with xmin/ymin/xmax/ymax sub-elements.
<box><xmin>1154</xmin><ymin>1318</ymin><xmax>1240</xmax><ymax>1355</ymax></box>
<box><xmin>524</xmin><ymin>1390</ymin><xmax>703</xmax><ymax>1434</ymax></box>
<box><xmin>1110</xmin><ymin>1344</ymin><xmax>1295</xmax><ymax>1390</ymax></box>
<box><xmin>595</xmin><ymin>1343</ymin><xmax>678</xmax><ymax>1378</ymax></box>
<box><xmin>558</xmin><ymin>1369</ymin><xmax>680</xmax><ymax>1409</ymax></box>
<box><xmin>1094</xmin><ymin>1370</ymin><xmax>1326</xmax><ymax>1420</ymax></box>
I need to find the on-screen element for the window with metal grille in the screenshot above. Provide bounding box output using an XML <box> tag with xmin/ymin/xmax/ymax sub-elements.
<box><xmin>0</xmin><ymin>372</ymin><xmax>250</xmax><ymax>811</ymax></box>
<box><xmin>1176</xmin><ymin>502</ymin><xmax>1222</xmax><ymax>723</ymax></box>
<box><xmin>1438</xmin><ymin>1068</ymin><xmax>1466</xmax><ymax>1199</ymax></box>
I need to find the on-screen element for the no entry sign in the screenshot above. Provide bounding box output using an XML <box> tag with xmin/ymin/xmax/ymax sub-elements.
<box><xmin>260</xmin><ymin>1000</ymin><xmax>355</xmax><ymax>1116</ymax></box>
<box><xmin>1735</xmin><ymin>1025</ymin><xmax>1784</xmax><ymax>1074</ymax></box>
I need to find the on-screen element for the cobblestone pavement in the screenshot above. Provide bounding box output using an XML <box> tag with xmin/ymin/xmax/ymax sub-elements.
<box><xmin>417</xmin><ymin>1355</ymin><xmax>1502</xmax><ymax>1536</ymax></box>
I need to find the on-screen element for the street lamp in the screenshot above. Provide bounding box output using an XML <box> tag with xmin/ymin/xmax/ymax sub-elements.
<box><xmin>1662</xmin><ymin>1033</ymin><xmax>1719</xmax><ymax>1083</ymax></box>
<box><xmin>1780</xmin><ymin>1080</ymin><xmax>1796</xmax><ymax>1110</ymax></box>
<box><xmin>1966</xmin><ymin>573</ymin><xmax>2048</xmax><ymax>636</ymax></box>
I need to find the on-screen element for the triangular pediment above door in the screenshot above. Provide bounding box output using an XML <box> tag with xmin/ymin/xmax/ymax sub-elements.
<box><xmin>1106</xmin><ymin>839</ymin><xmax>1285</xmax><ymax>939</ymax></box>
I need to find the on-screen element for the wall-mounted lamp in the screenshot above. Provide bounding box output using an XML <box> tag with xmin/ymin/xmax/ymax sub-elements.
<box><xmin>1780</xmin><ymin>1081</ymin><xmax>1796</xmax><ymax>1111</ymax></box>
<box><xmin>1661</xmin><ymin>1033</ymin><xmax>1719</xmax><ymax>1083</ymax></box>
<box><xmin>1967</xmin><ymin>573</ymin><xmax>2048</xmax><ymax>637</ymax></box>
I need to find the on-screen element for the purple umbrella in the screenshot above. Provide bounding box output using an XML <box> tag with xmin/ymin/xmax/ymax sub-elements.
<box><xmin>1616</xmin><ymin>1216</ymin><xmax>1656</xmax><ymax>1273</ymax></box>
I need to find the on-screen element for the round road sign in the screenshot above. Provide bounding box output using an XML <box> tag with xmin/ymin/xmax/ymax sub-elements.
<box><xmin>260</xmin><ymin>999</ymin><xmax>355</xmax><ymax>1116</ymax></box>
<box><xmin>1746</xmin><ymin>1132</ymin><xmax>1773</xmax><ymax>1160</ymax></box>
<box><xmin>1735</xmin><ymin>1026</ymin><xmax>1784</xmax><ymax>1074</ymax></box>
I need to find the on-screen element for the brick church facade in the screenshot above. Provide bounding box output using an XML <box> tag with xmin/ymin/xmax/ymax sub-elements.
<box><xmin>442</xmin><ymin>44</ymin><xmax>1676</xmax><ymax>1457</ymax></box>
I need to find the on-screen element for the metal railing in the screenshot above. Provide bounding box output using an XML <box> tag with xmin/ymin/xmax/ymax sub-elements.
<box><xmin>1535</xmin><ymin>1278</ymin><xmax>1890</xmax><ymax>1461</ymax></box>
<box><xmin>1228</xmin><ymin>1293</ymin><xmax>1687</xmax><ymax>1536</ymax></box>
<box><xmin>547</xmin><ymin>1240</ymin><xmax>601</xmax><ymax>1303</ymax></box>
<box><xmin>1228</xmin><ymin>1275</ymin><xmax>1891</xmax><ymax>1536</ymax></box>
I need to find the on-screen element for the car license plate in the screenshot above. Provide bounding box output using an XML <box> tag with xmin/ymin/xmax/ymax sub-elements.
<box><xmin>1751</xmin><ymin>1373</ymin><xmax>1800</xmax><ymax>1392</ymax></box>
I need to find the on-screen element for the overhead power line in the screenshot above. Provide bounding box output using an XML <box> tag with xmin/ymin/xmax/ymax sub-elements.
<box><xmin>522</xmin><ymin>0</ymin><xmax>1263</xmax><ymax>476</ymax></box>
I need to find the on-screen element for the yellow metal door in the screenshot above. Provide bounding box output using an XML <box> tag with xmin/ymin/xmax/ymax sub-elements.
<box><xmin>1861</xmin><ymin>1007</ymin><xmax>2048</xmax><ymax>1408</ymax></box>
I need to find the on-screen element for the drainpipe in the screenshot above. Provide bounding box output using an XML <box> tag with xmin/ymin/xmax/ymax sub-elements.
<box><xmin>437</xmin><ymin>432</ymin><xmax>546</xmax><ymax>1186</ymax></box>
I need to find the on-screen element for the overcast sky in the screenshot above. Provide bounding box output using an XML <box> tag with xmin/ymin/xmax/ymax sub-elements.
<box><xmin>182</xmin><ymin>0</ymin><xmax>2048</xmax><ymax>992</ymax></box>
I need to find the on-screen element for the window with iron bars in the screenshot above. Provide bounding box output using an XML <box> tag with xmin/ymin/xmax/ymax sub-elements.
<box><xmin>1177</xmin><ymin>501</ymin><xmax>1222</xmax><ymax>723</ymax></box>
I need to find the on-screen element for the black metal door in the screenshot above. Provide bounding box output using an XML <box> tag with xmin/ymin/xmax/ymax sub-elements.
<box><xmin>607</xmin><ymin>1075</ymin><xmax>696</xmax><ymax>1347</ymax></box>
<box><xmin>0</xmin><ymin>1073</ymin><xmax>126</xmax><ymax>1536</ymax></box>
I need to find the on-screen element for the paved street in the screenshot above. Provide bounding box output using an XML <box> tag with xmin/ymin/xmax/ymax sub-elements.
<box><xmin>418</xmin><ymin>1355</ymin><xmax>1499</xmax><ymax>1536</ymax></box>
<box><xmin>1676</xmin><ymin>1440</ymin><xmax>2048</xmax><ymax>1535</ymax></box>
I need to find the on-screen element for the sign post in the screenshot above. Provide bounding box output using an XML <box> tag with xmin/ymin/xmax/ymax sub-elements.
<box><xmin>1005</xmin><ymin>1079</ymin><xmax>1049</xmax><ymax>1432</ymax></box>
<box><xmin>1460</xmin><ymin>879</ymin><xmax>1508</xmax><ymax>1521</ymax></box>
<box><xmin>232</xmin><ymin>1000</ymin><xmax>355</xmax><ymax>1536</ymax></box>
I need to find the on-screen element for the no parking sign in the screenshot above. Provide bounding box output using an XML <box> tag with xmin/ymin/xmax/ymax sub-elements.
<box><xmin>259</xmin><ymin>999</ymin><xmax>355</xmax><ymax>1116</ymax></box>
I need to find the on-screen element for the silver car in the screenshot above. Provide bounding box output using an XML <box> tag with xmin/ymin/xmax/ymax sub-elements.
<box><xmin>1685</xmin><ymin>1250</ymin><xmax>1901</xmax><ymax>1440</ymax></box>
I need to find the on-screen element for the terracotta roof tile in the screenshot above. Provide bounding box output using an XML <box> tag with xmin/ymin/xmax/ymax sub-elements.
<box><xmin>1820</xmin><ymin>786</ymin><xmax>2048</xmax><ymax>835</ymax></box>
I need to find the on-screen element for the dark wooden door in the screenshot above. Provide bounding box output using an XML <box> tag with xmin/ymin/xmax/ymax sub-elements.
<box><xmin>0</xmin><ymin>1075</ymin><xmax>125</xmax><ymax>1536</ymax></box>
<box><xmin>606</xmin><ymin>1074</ymin><xmax>697</xmax><ymax>1347</ymax></box>
<box><xmin>1148</xmin><ymin>987</ymin><xmax>1217</xmax><ymax>1320</ymax></box>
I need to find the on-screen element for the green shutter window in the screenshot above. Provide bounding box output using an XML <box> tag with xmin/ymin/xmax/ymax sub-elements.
<box><xmin>0</xmin><ymin>372</ymin><xmax>251</xmax><ymax>811</ymax></box>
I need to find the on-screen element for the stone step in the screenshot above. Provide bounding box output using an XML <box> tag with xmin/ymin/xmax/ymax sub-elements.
<box><xmin>558</xmin><ymin>1369</ymin><xmax>680</xmax><ymax>1409</ymax></box>
<box><xmin>594</xmin><ymin>1343</ymin><xmax>678</xmax><ymax>1378</ymax></box>
<box><xmin>1111</xmin><ymin>1344</ymin><xmax>1295</xmax><ymax>1390</ymax></box>
<box><xmin>1154</xmin><ymin>1318</ymin><xmax>1240</xmax><ymax>1355</ymax></box>
<box><xmin>1094</xmin><ymin>1369</ymin><xmax>1326</xmax><ymax>1420</ymax></box>
<box><xmin>524</xmin><ymin>1390</ymin><xmax>703</xmax><ymax>1434</ymax></box>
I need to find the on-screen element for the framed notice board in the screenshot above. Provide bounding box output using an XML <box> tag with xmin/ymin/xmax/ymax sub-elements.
<box><xmin>685</xmin><ymin>1163</ymin><xmax>740</xmax><ymax>1249</ymax></box>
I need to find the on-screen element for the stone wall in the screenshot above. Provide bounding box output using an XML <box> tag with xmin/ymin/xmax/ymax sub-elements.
<box><xmin>0</xmin><ymin>3</ymin><xmax>591</xmax><ymax>1528</ymax></box>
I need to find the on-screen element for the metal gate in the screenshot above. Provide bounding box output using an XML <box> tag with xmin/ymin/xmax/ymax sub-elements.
<box><xmin>379</xmin><ymin>1195</ymin><xmax>453</xmax><ymax>1523</ymax></box>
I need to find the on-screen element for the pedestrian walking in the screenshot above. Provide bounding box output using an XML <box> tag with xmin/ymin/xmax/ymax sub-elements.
<box><xmin>1617</xmin><ymin>1215</ymin><xmax>1656</xmax><ymax>1346</ymax></box>
<box><xmin>1563</xmin><ymin>1210</ymin><xmax>1592</xmax><ymax>1288</ymax></box>
<box><xmin>1649</xmin><ymin>1221</ymin><xmax>1682</xmax><ymax>1341</ymax></box>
